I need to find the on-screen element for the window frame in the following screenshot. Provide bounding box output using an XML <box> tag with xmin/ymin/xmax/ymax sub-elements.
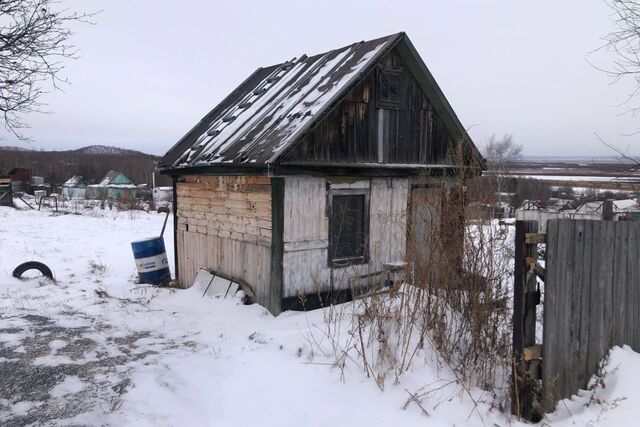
<box><xmin>376</xmin><ymin>66</ymin><xmax>404</xmax><ymax>110</ymax></box>
<box><xmin>327</xmin><ymin>188</ymin><xmax>370</xmax><ymax>268</ymax></box>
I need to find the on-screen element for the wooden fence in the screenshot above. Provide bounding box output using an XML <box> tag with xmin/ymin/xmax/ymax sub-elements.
<box><xmin>543</xmin><ymin>219</ymin><xmax>640</xmax><ymax>410</ymax></box>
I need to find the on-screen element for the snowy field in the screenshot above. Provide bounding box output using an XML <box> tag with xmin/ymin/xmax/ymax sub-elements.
<box><xmin>506</xmin><ymin>174</ymin><xmax>640</xmax><ymax>183</ymax></box>
<box><xmin>1</xmin><ymin>206</ymin><xmax>639</xmax><ymax>426</ymax></box>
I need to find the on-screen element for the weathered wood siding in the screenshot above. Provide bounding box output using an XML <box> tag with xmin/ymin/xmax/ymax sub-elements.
<box><xmin>176</xmin><ymin>175</ymin><xmax>272</xmax><ymax>308</ymax></box>
<box><xmin>282</xmin><ymin>176</ymin><xmax>408</xmax><ymax>298</ymax></box>
<box><xmin>282</xmin><ymin>48</ymin><xmax>453</xmax><ymax>165</ymax></box>
<box><xmin>543</xmin><ymin>219</ymin><xmax>640</xmax><ymax>411</ymax></box>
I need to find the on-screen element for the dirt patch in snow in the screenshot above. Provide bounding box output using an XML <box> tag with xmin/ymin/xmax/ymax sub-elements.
<box><xmin>0</xmin><ymin>312</ymin><xmax>177</xmax><ymax>426</ymax></box>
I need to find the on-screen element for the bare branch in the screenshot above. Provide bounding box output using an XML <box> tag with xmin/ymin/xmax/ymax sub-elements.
<box><xmin>0</xmin><ymin>0</ymin><xmax>98</xmax><ymax>140</ymax></box>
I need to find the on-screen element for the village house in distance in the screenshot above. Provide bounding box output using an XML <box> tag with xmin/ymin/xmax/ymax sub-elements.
<box><xmin>159</xmin><ymin>32</ymin><xmax>483</xmax><ymax>314</ymax></box>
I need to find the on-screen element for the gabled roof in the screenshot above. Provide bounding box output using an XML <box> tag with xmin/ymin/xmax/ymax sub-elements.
<box><xmin>575</xmin><ymin>201</ymin><xmax>606</xmax><ymax>214</ymax></box>
<box><xmin>614</xmin><ymin>198</ymin><xmax>638</xmax><ymax>211</ymax></box>
<box><xmin>98</xmin><ymin>170</ymin><xmax>134</xmax><ymax>186</ymax></box>
<box><xmin>160</xmin><ymin>32</ymin><xmax>481</xmax><ymax>172</ymax></box>
<box><xmin>63</xmin><ymin>175</ymin><xmax>86</xmax><ymax>187</ymax></box>
<box><xmin>559</xmin><ymin>200</ymin><xmax>580</xmax><ymax>211</ymax></box>
<box><xmin>518</xmin><ymin>200</ymin><xmax>547</xmax><ymax>211</ymax></box>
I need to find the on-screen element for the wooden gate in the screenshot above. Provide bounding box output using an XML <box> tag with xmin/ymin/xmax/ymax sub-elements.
<box><xmin>512</xmin><ymin>219</ymin><xmax>640</xmax><ymax>419</ymax></box>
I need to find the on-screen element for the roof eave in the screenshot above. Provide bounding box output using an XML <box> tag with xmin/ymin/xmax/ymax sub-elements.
<box><xmin>158</xmin><ymin>66</ymin><xmax>272</xmax><ymax>169</ymax></box>
<box><xmin>159</xmin><ymin>161</ymin><xmax>464</xmax><ymax>178</ymax></box>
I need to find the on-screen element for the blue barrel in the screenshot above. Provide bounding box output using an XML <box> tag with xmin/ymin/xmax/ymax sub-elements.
<box><xmin>131</xmin><ymin>237</ymin><xmax>171</xmax><ymax>285</ymax></box>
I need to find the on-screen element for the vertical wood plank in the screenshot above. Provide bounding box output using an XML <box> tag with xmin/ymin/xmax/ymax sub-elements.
<box><xmin>512</xmin><ymin>220</ymin><xmax>526</xmax><ymax>417</ymax></box>
<box><xmin>624</xmin><ymin>222</ymin><xmax>636</xmax><ymax>346</ymax></box>
<box><xmin>543</xmin><ymin>219</ymin><xmax>559</xmax><ymax>411</ymax></box>
<box><xmin>587</xmin><ymin>220</ymin><xmax>604</xmax><ymax>382</ymax></box>
<box><xmin>632</xmin><ymin>223</ymin><xmax>640</xmax><ymax>349</ymax></box>
<box><xmin>542</xmin><ymin>219</ymin><xmax>640</xmax><ymax>414</ymax></box>
<box><xmin>512</xmin><ymin>220</ymin><xmax>538</xmax><ymax>418</ymax></box>
<box><xmin>270</xmin><ymin>177</ymin><xmax>285</xmax><ymax>314</ymax></box>
<box><xmin>612</xmin><ymin>221</ymin><xmax>628</xmax><ymax>346</ymax></box>
<box><xmin>576</xmin><ymin>220</ymin><xmax>592</xmax><ymax>389</ymax></box>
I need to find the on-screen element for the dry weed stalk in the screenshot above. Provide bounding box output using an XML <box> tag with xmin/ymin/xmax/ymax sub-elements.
<box><xmin>314</xmin><ymin>142</ymin><xmax>514</xmax><ymax>411</ymax></box>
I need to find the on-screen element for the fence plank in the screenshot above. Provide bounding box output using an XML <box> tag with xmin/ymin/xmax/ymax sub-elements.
<box><xmin>512</xmin><ymin>220</ymin><xmax>539</xmax><ymax>418</ymax></box>
<box><xmin>542</xmin><ymin>219</ymin><xmax>640</xmax><ymax>414</ymax></box>
<box><xmin>542</xmin><ymin>219</ymin><xmax>559</xmax><ymax>411</ymax></box>
<box><xmin>626</xmin><ymin>223</ymin><xmax>639</xmax><ymax>347</ymax></box>
<box><xmin>568</xmin><ymin>221</ymin><xmax>584</xmax><ymax>391</ymax></box>
<box><xmin>559</xmin><ymin>219</ymin><xmax>575</xmax><ymax>400</ymax></box>
<box><xmin>612</xmin><ymin>222</ymin><xmax>627</xmax><ymax>347</ymax></box>
<box><xmin>577</xmin><ymin>221</ymin><xmax>594</xmax><ymax>388</ymax></box>
<box><xmin>587</xmin><ymin>221</ymin><xmax>604</xmax><ymax>382</ymax></box>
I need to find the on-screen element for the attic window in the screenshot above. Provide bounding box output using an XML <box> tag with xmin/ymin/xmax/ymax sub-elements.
<box><xmin>376</xmin><ymin>66</ymin><xmax>404</xmax><ymax>110</ymax></box>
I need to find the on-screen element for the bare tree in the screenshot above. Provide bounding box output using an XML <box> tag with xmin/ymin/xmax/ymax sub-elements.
<box><xmin>597</xmin><ymin>1</ymin><xmax>640</xmax><ymax>111</ymax></box>
<box><xmin>482</xmin><ymin>134</ymin><xmax>522</xmax><ymax>169</ymax></box>
<box><xmin>482</xmin><ymin>134</ymin><xmax>522</xmax><ymax>196</ymax></box>
<box><xmin>0</xmin><ymin>0</ymin><xmax>94</xmax><ymax>139</ymax></box>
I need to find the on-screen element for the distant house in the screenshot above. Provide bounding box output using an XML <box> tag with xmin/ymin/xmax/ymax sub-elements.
<box><xmin>516</xmin><ymin>198</ymin><xmax>640</xmax><ymax>230</ymax></box>
<box><xmin>85</xmin><ymin>170</ymin><xmax>137</xmax><ymax>200</ymax></box>
<box><xmin>515</xmin><ymin>199</ymin><xmax>568</xmax><ymax>231</ymax></box>
<box><xmin>8</xmin><ymin>168</ymin><xmax>31</xmax><ymax>193</ymax></box>
<box><xmin>0</xmin><ymin>168</ymin><xmax>11</xmax><ymax>206</ymax></box>
<box><xmin>152</xmin><ymin>186</ymin><xmax>173</xmax><ymax>208</ymax></box>
<box><xmin>494</xmin><ymin>192</ymin><xmax>517</xmax><ymax>218</ymax></box>
<box><xmin>30</xmin><ymin>176</ymin><xmax>50</xmax><ymax>194</ymax></box>
<box><xmin>62</xmin><ymin>175</ymin><xmax>88</xmax><ymax>199</ymax></box>
<box><xmin>158</xmin><ymin>32</ymin><xmax>484</xmax><ymax>314</ymax></box>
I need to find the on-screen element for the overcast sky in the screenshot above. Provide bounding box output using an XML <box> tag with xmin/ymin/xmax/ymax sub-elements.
<box><xmin>2</xmin><ymin>0</ymin><xmax>639</xmax><ymax>157</ymax></box>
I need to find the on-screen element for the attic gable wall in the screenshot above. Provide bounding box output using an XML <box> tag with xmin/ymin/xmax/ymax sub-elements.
<box><xmin>281</xmin><ymin>48</ymin><xmax>454</xmax><ymax>165</ymax></box>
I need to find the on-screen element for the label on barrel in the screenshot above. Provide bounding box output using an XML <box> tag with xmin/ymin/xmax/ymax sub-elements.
<box><xmin>135</xmin><ymin>254</ymin><xmax>169</xmax><ymax>272</ymax></box>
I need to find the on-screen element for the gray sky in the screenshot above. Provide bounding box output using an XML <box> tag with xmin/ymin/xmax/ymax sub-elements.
<box><xmin>3</xmin><ymin>0</ymin><xmax>639</xmax><ymax>157</ymax></box>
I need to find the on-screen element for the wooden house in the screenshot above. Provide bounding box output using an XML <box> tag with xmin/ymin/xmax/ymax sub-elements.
<box><xmin>159</xmin><ymin>32</ymin><xmax>483</xmax><ymax>314</ymax></box>
<box><xmin>62</xmin><ymin>175</ymin><xmax>88</xmax><ymax>200</ymax></box>
<box><xmin>85</xmin><ymin>170</ymin><xmax>137</xmax><ymax>200</ymax></box>
<box><xmin>0</xmin><ymin>168</ymin><xmax>11</xmax><ymax>206</ymax></box>
<box><xmin>8</xmin><ymin>168</ymin><xmax>32</xmax><ymax>193</ymax></box>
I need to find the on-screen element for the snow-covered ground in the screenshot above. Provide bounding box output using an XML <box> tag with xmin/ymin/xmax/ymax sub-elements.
<box><xmin>0</xmin><ymin>206</ymin><xmax>639</xmax><ymax>426</ymax></box>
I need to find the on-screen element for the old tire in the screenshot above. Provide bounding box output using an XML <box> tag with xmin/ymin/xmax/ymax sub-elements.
<box><xmin>12</xmin><ymin>261</ymin><xmax>54</xmax><ymax>279</ymax></box>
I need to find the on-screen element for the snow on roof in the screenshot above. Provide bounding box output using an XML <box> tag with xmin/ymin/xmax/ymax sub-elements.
<box><xmin>95</xmin><ymin>170</ymin><xmax>135</xmax><ymax>186</ymax></box>
<box><xmin>106</xmin><ymin>184</ymin><xmax>137</xmax><ymax>189</ymax></box>
<box><xmin>160</xmin><ymin>34</ymin><xmax>401</xmax><ymax>169</ymax></box>
<box><xmin>99</xmin><ymin>170</ymin><xmax>119</xmax><ymax>186</ymax></box>
<box><xmin>614</xmin><ymin>199</ymin><xmax>638</xmax><ymax>211</ymax></box>
<box><xmin>517</xmin><ymin>200</ymin><xmax>546</xmax><ymax>210</ymax></box>
<box><xmin>63</xmin><ymin>175</ymin><xmax>85</xmax><ymax>186</ymax></box>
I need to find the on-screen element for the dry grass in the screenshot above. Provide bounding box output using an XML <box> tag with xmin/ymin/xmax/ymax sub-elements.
<box><xmin>310</xmin><ymin>143</ymin><xmax>515</xmax><ymax>413</ymax></box>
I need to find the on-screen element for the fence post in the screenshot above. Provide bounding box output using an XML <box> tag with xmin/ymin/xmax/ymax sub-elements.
<box><xmin>602</xmin><ymin>200</ymin><xmax>614</xmax><ymax>220</ymax></box>
<box><xmin>512</xmin><ymin>220</ymin><xmax>539</xmax><ymax>419</ymax></box>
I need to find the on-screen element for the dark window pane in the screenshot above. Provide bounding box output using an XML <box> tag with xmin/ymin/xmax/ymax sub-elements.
<box><xmin>379</xmin><ymin>72</ymin><xmax>400</xmax><ymax>102</ymax></box>
<box><xmin>330</xmin><ymin>194</ymin><xmax>365</xmax><ymax>260</ymax></box>
<box><xmin>377</xmin><ymin>67</ymin><xmax>403</xmax><ymax>109</ymax></box>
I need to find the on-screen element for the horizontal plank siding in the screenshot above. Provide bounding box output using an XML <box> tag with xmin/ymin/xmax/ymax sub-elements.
<box><xmin>176</xmin><ymin>175</ymin><xmax>273</xmax><ymax>309</ymax></box>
